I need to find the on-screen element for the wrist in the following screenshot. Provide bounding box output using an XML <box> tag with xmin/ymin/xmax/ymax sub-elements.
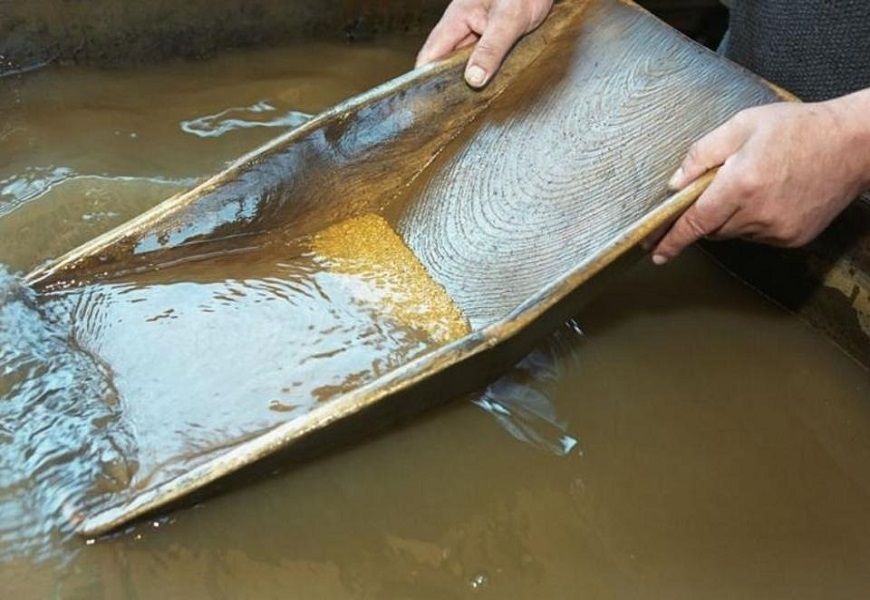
<box><xmin>825</xmin><ymin>89</ymin><xmax>870</xmax><ymax>192</ymax></box>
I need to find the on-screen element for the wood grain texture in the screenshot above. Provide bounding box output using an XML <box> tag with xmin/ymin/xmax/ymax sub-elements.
<box><xmin>26</xmin><ymin>0</ymin><xmax>588</xmax><ymax>288</ymax></box>
<box><xmin>397</xmin><ymin>0</ymin><xmax>779</xmax><ymax>327</ymax></box>
<box><xmin>24</xmin><ymin>0</ymin><xmax>793</xmax><ymax>536</ymax></box>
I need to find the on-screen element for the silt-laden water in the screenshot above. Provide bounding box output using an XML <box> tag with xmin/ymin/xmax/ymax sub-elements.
<box><xmin>1</xmin><ymin>36</ymin><xmax>869</xmax><ymax>599</ymax></box>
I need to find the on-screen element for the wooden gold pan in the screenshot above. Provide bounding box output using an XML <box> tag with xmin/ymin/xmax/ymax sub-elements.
<box><xmin>27</xmin><ymin>0</ymin><xmax>790</xmax><ymax>536</ymax></box>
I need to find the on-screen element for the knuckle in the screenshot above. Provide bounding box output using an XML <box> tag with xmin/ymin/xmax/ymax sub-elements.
<box><xmin>732</xmin><ymin>109</ymin><xmax>753</xmax><ymax>127</ymax></box>
<box><xmin>462</xmin><ymin>7</ymin><xmax>489</xmax><ymax>32</ymax></box>
<box><xmin>445</xmin><ymin>2</ymin><xmax>469</xmax><ymax>18</ymax></box>
<box><xmin>529</xmin><ymin>2</ymin><xmax>550</xmax><ymax>25</ymax></box>
<box><xmin>770</xmin><ymin>222</ymin><xmax>803</xmax><ymax>247</ymax></box>
<box><xmin>486</xmin><ymin>5</ymin><xmax>520</xmax><ymax>29</ymax></box>
<box><xmin>733</xmin><ymin>167</ymin><xmax>763</xmax><ymax>195</ymax></box>
<box><xmin>734</xmin><ymin>106</ymin><xmax>762</xmax><ymax>126</ymax></box>
<box><xmin>500</xmin><ymin>3</ymin><xmax>525</xmax><ymax>20</ymax></box>
<box><xmin>491</xmin><ymin>1</ymin><xmax>534</xmax><ymax>32</ymax></box>
<box><xmin>782</xmin><ymin>229</ymin><xmax>808</xmax><ymax>248</ymax></box>
<box><xmin>753</xmin><ymin>210</ymin><xmax>776</xmax><ymax>229</ymax></box>
<box><xmin>473</xmin><ymin>40</ymin><xmax>499</xmax><ymax>59</ymax></box>
<box><xmin>685</xmin><ymin>142</ymin><xmax>705</xmax><ymax>168</ymax></box>
<box><xmin>468</xmin><ymin>6</ymin><xmax>488</xmax><ymax>23</ymax></box>
<box><xmin>681</xmin><ymin>212</ymin><xmax>710</xmax><ymax>239</ymax></box>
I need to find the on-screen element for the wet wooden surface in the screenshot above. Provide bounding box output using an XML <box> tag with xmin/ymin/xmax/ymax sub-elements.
<box><xmin>25</xmin><ymin>0</ymin><xmax>791</xmax><ymax>535</ymax></box>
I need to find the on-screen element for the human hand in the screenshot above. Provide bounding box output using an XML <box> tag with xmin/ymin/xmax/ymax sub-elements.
<box><xmin>650</xmin><ymin>91</ymin><xmax>870</xmax><ymax>265</ymax></box>
<box><xmin>415</xmin><ymin>0</ymin><xmax>553</xmax><ymax>88</ymax></box>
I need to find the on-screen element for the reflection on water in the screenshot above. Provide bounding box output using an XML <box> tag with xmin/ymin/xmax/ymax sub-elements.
<box><xmin>474</xmin><ymin>321</ymin><xmax>583</xmax><ymax>457</ymax></box>
<box><xmin>0</xmin><ymin>166</ymin><xmax>76</xmax><ymax>217</ymax></box>
<box><xmin>0</xmin><ymin>267</ymin><xmax>133</xmax><ymax>563</ymax></box>
<box><xmin>0</xmin><ymin>37</ymin><xmax>425</xmax><ymax>271</ymax></box>
<box><xmin>7</xmin><ymin>249</ymin><xmax>869</xmax><ymax>599</ymax></box>
<box><xmin>41</xmin><ymin>213</ymin><xmax>469</xmax><ymax>494</ymax></box>
<box><xmin>180</xmin><ymin>101</ymin><xmax>311</xmax><ymax>138</ymax></box>
<box><xmin>1</xmin><ymin>34</ymin><xmax>869</xmax><ymax>600</ymax></box>
<box><xmin>0</xmin><ymin>34</ymin><xmax>435</xmax><ymax>567</ymax></box>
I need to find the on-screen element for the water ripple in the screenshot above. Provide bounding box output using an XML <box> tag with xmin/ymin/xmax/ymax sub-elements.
<box><xmin>0</xmin><ymin>266</ymin><xmax>135</xmax><ymax>564</ymax></box>
<box><xmin>0</xmin><ymin>166</ymin><xmax>75</xmax><ymax>217</ymax></box>
<box><xmin>180</xmin><ymin>101</ymin><xmax>311</xmax><ymax>139</ymax></box>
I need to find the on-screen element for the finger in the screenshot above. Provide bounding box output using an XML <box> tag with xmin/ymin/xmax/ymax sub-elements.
<box><xmin>418</xmin><ymin>31</ymin><xmax>478</xmax><ymax>68</ymax></box>
<box><xmin>416</xmin><ymin>11</ymin><xmax>474</xmax><ymax>67</ymax></box>
<box><xmin>464</xmin><ymin>7</ymin><xmax>526</xmax><ymax>88</ymax></box>
<box><xmin>704</xmin><ymin>207</ymin><xmax>762</xmax><ymax>240</ymax></box>
<box><xmin>651</xmin><ymin>166</ymin><xmax>741</xmax><ymax>264</ymax></box>
<box><xmin>455</xmin><ymin>31</ymin><xmax>480</xmax><ymax>51</ymax></box>
<box><xmin>640</xmin><ymin>220</ymin><xmax>673</xmax><ymax>252</ymax></box>
<box><xmin>668</xmin><ymin>111</ymin><xmax>753</xmax><ymax>191</ymax></box>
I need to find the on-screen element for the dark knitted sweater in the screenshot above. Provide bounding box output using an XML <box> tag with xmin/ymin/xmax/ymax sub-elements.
<box><xmin>722</xmin><ymin>0</ymin><xmax>870</xmax><ymax>101</ymax></box>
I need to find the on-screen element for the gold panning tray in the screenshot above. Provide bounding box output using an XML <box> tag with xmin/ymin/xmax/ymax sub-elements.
<box><xmin>26</xmin><ymin>0</ymin><xmax>787</xmax><ymax>537</ymax></box>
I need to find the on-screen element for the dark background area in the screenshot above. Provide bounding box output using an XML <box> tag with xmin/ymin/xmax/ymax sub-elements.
<box><xmin>0</xmin><ymin>0</ymin><xmax>729</xmax><ymax>74</ymax></box>
<box><xmin>641</xmin><ymin>0</ymin><xmax>728</xmax><ymax>48</ymax></box>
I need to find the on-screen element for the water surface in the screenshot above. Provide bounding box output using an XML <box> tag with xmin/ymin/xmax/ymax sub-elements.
<box><xmin>1</xmin><ymin>34</ymin><xmax>869</xmax><ymax>600</ymax></box>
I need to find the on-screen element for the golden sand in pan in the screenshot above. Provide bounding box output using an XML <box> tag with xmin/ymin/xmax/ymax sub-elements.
<box><xmin>310</xmin><ymin>213</ymin><xmax>470</xmax><ymax>344</ymax></box>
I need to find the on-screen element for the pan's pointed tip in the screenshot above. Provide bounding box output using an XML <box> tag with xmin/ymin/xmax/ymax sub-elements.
<box><xmin>74</xmin><ymin>519</ymin><xmax>96</xmax><ymax>540</ymax></box>
<box><xmin>73</xmin><ymin>509</ymin><xmax>112</xmax><ymax>540</ymax></box>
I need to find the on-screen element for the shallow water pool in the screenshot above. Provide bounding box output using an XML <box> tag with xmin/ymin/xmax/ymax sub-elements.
<box><xmin>1</xmin><ymin>34</ymin><xmax>869</xmax><ymax>599</ymax></box>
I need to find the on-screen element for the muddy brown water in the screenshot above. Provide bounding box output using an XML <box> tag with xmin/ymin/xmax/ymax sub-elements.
<box><xmin>1</xmin><ymin>35</ymin><xmax>869</xmax><ymax>599</ymax></box>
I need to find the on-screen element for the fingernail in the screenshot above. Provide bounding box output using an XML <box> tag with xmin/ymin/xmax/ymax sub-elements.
<box><xmin>652</xmin><ymin>254</ymin><xmax>668</xmax><ymax>266</ymax></box>
<box><xmin>667</xmin><ymin>167</ymin><xmax>684</xmax><ymax>190</ymax></box>
<box><xmin>465</xmin><ymin>64</ymin><xmax>487</xmax><ymax>88</ymax></box>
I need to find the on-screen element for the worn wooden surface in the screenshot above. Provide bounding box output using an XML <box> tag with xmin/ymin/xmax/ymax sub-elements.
<box><xmin>26</xmin><ymin>0</ymin><xmax>791</xmax><ymax>536</ymax></box>
<box><xmin>27</xmin><ymin>0</ymin><xmax>590</xmax><ymax>287</ymax></box>
<box><xmin>394</xmin><ymin>1</ymin><xmax>776</xmax><ymax>327</ymax></box>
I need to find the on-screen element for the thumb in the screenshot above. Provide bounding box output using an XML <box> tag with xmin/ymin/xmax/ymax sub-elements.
<box><xmin>416</xmin><ymin>9</ymin><xmax>475</xmax><ymax>67</ymax></box>
<box><xmin>464</xmin><ymin>8</ymin><xmax>525</xmax><ymax>88</ymax></box>
<box><xmin>668</xmin><ymin>110</ymin><xmax>753</xmax><ymax>190</ymax></box>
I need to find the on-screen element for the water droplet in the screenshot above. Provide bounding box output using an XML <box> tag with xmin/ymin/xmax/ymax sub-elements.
<box><xmin>469</xmin><ymin>572</ymin><xmax>489</xmax><ymax>590</ymax></box>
